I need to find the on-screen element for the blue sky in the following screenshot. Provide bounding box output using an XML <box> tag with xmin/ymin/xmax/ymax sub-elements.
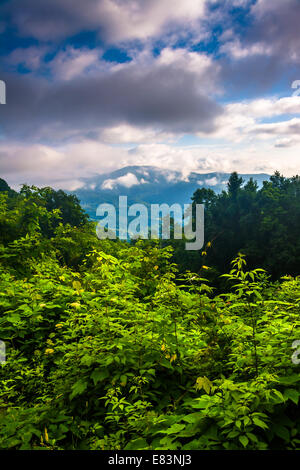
<box><xmin>0</xmin><ymin>0</ymin><xmax>300</xmax><ymax>190</ymax></box>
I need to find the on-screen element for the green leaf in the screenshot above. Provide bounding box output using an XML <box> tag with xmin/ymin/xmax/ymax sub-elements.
<box><xmin>182</xmin><ymin>413</ymin><xmax>202</xmax><ymax>424</ymax></box>
<box><xmin>90</xmin><ymin>369</ymin><xmax>109</xmax><ymax>385</ymax></box>
<box><xmin>120</xmin><ymin>374</ymin><xmax>127</xmax><ymax>386</ymax></box>
<box><xmin>69</xmin><ymin>379</ymin><xmax>88</xmax><ymax>399</ymax></box>
<box><xmin>283</xmin><ymin>388</ymin><xmax>299</xmax><ymax>405</ymax></box>
<box><xmin>239</xmin><ymin>435</ymin><xmax>249</xmax><ymax>448</ymax></box>
<box><xmin>273</xmin><ymin>425</ymin><xmax>290</xmax><ymax>442</ymax></box>
<box><xmin>278</xmin><ymin>374</ymin><xmax>300</xmax><ymax>385</ymax></box>
<box><xmin>125</xmin><ymin>438</ymin><xmax>149</xmax><ymax>450</ymax></box>
<box><xmin>72</xmin><ymin>280</ymin><xmax>82</xmax><ymax>291</ymax></box>
<box><xmin>253</xmin><ymin>417</ymin><xmax>268</xmax><ymax>430</ymax></box>
<box><xmin>161</xmin><ymin>423</ymin><xmax>186</xmax><ymax>435</ymax></box>
<box><xmin>189</xmin><ymin>398</ymin><xmax>211</xmax><ymax>409</ymax></box>
<box><xmin>195</xmin><ymin>376</ymin><xmax>212</xmax><ymax>394</ymax></box>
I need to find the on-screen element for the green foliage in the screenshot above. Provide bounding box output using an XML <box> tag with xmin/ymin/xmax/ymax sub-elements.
<box><xmin>173</xmin><ymin>171</ymin><xmax>300</xmax><ymax>280</ymax></box>
<box><xmin>0</xmin><ymin>179</ymin><xmax>299</xmax><ymax>450</ymax></box>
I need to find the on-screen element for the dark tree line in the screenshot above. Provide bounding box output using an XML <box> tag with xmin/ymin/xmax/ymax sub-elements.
<box><xmin>185</xmin><ymin>171</ymin><xmax>300</xmax><ymax>279</ymax></box>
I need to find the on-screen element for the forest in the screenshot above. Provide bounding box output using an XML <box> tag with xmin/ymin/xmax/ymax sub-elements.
<box><xmin>0</xmin><ymin>173</ymin><xmax>299</xmax><ymax>450</ymax></box>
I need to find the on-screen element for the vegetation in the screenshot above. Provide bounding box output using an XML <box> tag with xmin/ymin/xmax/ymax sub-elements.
<box><xmin>176</xmin><ymin>171</ymin><xmax>300</xmax><ymax>280</ymax></box>
<box><xmin>0</xmin><ymin>177</ymin><xmax>299</xmax><ymax>450</ymax></box>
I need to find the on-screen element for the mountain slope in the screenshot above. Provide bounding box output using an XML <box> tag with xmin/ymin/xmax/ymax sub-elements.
<box><xmin>72</xmin><ymin>166</ymin><xmax>270</xmax><ymax>219</ymax></box>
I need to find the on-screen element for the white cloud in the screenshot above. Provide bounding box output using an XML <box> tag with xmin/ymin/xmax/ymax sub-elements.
<box><xmin>50</xmin><ymin>47</ymin><xmax>101</xmax><ymax>80</ymax></box>
<box><xmin>205</xmin><ymin>177</ymin><xmax>219</xmax><ymax>186</ymax></box>
<box><xmin>250</xmin><ymin>118</ymin><xmax>300</xmax><ymax>138</ymax></box>
<box><xmin>198</xmin><ymin>96</ymin><xmax>300</xmax><ymax>143</ymax></box>
<box><xmin>100</xmin><ymin>123</ymin><xmax>176</xmax><ymax>144</ymax></box>
<box><xmin>198</xmin><ymin>176</ymin><xmax>225</xmax><ymax>186</ymax></box>
<box><xmin>95</xmin><ymin>0</ymin><xmax>207</xmax><ymax>42</ymax></box>
<box><xmin>220</xmin><ymin>39</ymin><xmax>272</xmax><ymax>59</ymax></box>
<box><xmin>274</xmin><ymin>138</ymin><xmax>299</xmax><ymax>148</ymax></box>
<box><xmin>226</xmin><ymin>97</ymin><xmax>300</xmax><ymax>119</ymax></box>
<box><xmin>101</xmin><ymin>172</ymin><xmax>141</xmax><ymax>189</ymax></box>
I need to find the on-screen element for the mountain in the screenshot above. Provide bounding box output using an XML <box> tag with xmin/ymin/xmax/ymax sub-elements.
<box><xmin>71</xmin><ymin>166</ymin><xmax>270</xmax><ymax>219</ymax></box>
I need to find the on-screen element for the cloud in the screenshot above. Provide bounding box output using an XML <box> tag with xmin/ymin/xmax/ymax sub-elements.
<box><xmin>210</xmin><ymin>0</ymin><xmax>300</xmax><ymax>96</ymax></box>
<box><xmin>198</xmin><ymin>96</ymin><xmax>300</xmax><ymax>143</ymax></box>
<box><xmin>101</xmin><ymin>172</ymin><xmax>143</xmax><ymax>189</ymax></box>
<box><xmin>100</xmin><ymin>124</ymin><xmax>176</xmax><ymax>144</ymax></box>
<box><xmin>253</xmin><ymin>1</ymin><xmax>300</xmax><ymax>62</ymax></box>
<box><xmin>251</xmin><ymin>0</ymin><xmax>300</xmax><ymax>62</ymax></box>
<box><xmin>0</xmin><ymin>21</ymin><xmax>6</xmax><ymax>34</ymax></box>
<box><xmin>250</xmin><ymin>118</ymin><xmax>300</xmax><ymax>138</ymax></box>
<box><xmin>0</xmin><ymin>140</ymin><xmax>124</xmax><ymax>189</ymax></box>
<box><xmin>205</xmin><ymin>176</ymin><xmax>219</xmax><ymax>186</ymax></box>
<box><xmin>3</xmin><ymin>0</ymin><xmax>207</xmax><ymax>43</ymax></box>
<box><xmin>3</xmin><ymin>91</ymin><xmax>300</xmax><ymax>190</ymax></box>
<box><xmin>50</xmin><ymin>47</ymin><xmax>102</xmax><ymax>81</ymax></box>
<box><xmin>2</xmin><ymin>0</ymin><xmax>300</xmax><ymax>191</ymax></box>
<box><xmin>228</xmin><ymin>97</ymin><xmax>300</xmax><ymax>119</ymax></box>
<box><xmin>6</xmin><ymin>46</ymin><xmax>50</xmax><ymax>71</ymax></box>
<box><xmin>0</xmin><ymin>47</ymin><xmax>223</xmax><ymax>141</ymax></box>
<box><xmin>220</xmin><ymin>40</ymin><xmax>272</xmax><ymax>60</ymax></box>
<box><xmin>220</xmin><ymin>0</ymin><xmax>300</xmax><ymax>64</ymax></box>
<box><xmin>274</xmin><ymin>138</ymin><xmax>300</xmax><ymax>148</ymax></box>
<box><xmin>197</xmin><ymin>176</ymin><xmax>222</xmax><ymax>186</ymax></box>
<box><xmin>2</xmin><ymin>135</ymin><xmax>300</xmax><ymax>193</ymax></box>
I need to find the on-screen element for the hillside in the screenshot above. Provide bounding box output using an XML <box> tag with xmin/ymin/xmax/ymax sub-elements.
<box><xmin>71</xmin><ymin>166</ymin><xmax>270</xmax><ymax>219</ymax></box>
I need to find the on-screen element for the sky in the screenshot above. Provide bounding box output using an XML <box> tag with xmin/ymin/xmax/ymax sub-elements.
<box><xmin>0</xmin><ymin>0</ymin><xmax>300</xmax><ymax>190</ymax></box>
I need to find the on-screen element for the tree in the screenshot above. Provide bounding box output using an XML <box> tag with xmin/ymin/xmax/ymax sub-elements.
<box><xmin>0</xmin><ymin>178</ymin><xmax>17</xmax><ymax>198</ymax></box>
<box><xmin>227</xmin><ymin>172</ymin><xmax>244</xmax><ymax>199</ymax></box>
<box><xmin>19</xmin><ymin>185</ymin><xmax>88</xmax><ymax>235</ymax></box>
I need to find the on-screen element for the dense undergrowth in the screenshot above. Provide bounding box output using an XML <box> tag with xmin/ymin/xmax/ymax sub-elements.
<box><xmin>0</xmin><ymin>185</ymin><xmax>299</xmax><ymax>450</ymax></box>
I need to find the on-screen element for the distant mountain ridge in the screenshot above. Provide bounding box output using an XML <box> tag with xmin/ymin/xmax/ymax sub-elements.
<box><xmin>72</xmin><ymin>165</ymin><xmax>270</xmax><ymax>219</ymax></box>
